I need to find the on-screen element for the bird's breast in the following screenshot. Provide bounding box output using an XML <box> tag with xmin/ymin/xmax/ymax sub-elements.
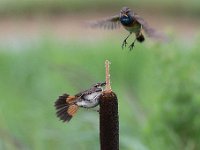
<box><xmin>120</xmin><ymin>15</ymin><xmax>134</xmax><ymax>26</ymax></box>
<box><xmin>123</xmin><ymin>23</ymin><xmax>141</xmax><ymax>33</ymax></box>
<box><xmin>76</xmin><ymin>92</ymin><xmax>101</xmax><ymax>108</ymax></box>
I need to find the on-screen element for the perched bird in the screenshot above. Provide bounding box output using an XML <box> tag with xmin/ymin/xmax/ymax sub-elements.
<box><xmin>54</xmin><ymin>82</ymin><xmax>106</xmax><ymax>122</ymax></box>
<box><xmin>89</xmin><ymin>6</ymin><xmax>168</xmax><ymax>50</ymax></box>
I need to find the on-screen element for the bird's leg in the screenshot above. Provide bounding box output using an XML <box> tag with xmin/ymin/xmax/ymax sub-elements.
<box><xmin>122</xmin><ymin>32</ymin><xmax>132</xmax><ymax>49</ymax></box>
<box><xmin>129</xmin><ymin>38</ymin><xmax>137</xmax><ymax>51</ymax></box>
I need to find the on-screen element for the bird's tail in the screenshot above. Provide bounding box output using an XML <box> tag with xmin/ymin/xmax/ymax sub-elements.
<box><xmin>54</xmin><ymin>94</ymin><xmax>79</xmax><ymax>122</ymax></box>
<box><xmin>136</xmin><ymin>33</ymin><xmax>145</xmax><ymax>42</ymax></box>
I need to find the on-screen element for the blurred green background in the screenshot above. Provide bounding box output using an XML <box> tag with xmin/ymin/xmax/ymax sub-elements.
<box><xmin>0</xmin><ymin>0</ymin><xmax>200</xmax><ymax>150</ymax></box>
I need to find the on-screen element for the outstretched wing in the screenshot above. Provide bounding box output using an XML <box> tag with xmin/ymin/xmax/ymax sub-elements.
<box><xmin>88</xmin><ymin>15</ymin><xmax>121</xmax><ymax>30</ymax></box>
<box><xmin>134</xmin><ymin>14</ymin><xmax>169</xmax><ymax>42</ymax></box>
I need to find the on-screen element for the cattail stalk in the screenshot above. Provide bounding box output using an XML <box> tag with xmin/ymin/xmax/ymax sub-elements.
<box><xmin>105</xmin><ymin>60</ymin><xmax>111</xmax><ymax>92</ymax></box>
<box><xmin>99</xmin><ymin>60</ymin><xmax>119</xmax><ymax>150</ymax></box>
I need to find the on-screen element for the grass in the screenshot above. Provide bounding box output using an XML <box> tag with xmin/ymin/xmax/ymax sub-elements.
<box><xmin>0</xmin><ymin>36</ymin><xmax>200</xmax><ymax>150</ymax></box>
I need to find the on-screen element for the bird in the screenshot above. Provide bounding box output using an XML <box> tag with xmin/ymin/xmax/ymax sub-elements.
<box><xmin>89</xmin><ymin>6</ymin><xmax>168</xmax><ymax>50</ymax></box>
<box><xmin>54</xmin><ymin>82</ymin><xmax>106</xmax><ymax>122</ymax></box>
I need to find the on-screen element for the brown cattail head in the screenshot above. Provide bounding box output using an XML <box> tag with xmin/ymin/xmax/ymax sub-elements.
<box><xmin>99</xmin><ymin>91</ymin><xmax>119</xmax><ymax>150</ymax></box>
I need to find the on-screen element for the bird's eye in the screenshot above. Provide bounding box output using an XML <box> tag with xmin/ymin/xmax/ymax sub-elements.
<box><xmin>94</xmin><ymin>84</ymin><xmax>99</xmax><ymax>87</ymax></box>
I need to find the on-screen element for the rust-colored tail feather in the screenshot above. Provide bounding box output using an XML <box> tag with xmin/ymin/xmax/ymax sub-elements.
<box><xmin>54</xmin><ymin>94</ymin><xmax>78</xmax><ymax>122</ymax></box>
<box><xmin>67</xmin><ymin>105</ymin><xmax>79</xmax><ymax>117</ymax></box>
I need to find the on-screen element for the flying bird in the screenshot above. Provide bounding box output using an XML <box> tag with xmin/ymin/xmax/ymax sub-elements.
<box><xmin>54</xmin><ymin>82</ymin><xmax>106</xmax><ymax>122</ymax></box>
<box><xmin>89</xmin><ymin>7</ymin><xmax>168</xmax><ymax>50</ymax></box>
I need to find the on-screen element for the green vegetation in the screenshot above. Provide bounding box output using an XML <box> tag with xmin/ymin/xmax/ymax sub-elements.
<box><xmin>0</xmin><ymin>36</ymin><xmax>200</xmax><ymax>150</ymax></box>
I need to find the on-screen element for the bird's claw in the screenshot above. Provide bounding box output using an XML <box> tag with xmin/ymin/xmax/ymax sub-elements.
<box><xmin>129</xmin><ymin>42</ymin><xmax>135</xmax><ymax>51</ymax></box>
<box><xmin>122</xmin><ymin>40</ymin><xmax>128</xmax><ymax>49</ymax></box>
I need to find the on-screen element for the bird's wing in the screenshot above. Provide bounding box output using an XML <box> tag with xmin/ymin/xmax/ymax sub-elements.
<box><xmin>75</xmin><ymin>87</ymin><xmax>102</xmax><ymax>98</ymax></box>
<box><xmin>88</xmin><ymin>15</ymin><xmax>121</xmax><ymax>30</ymax></box>
<box><xmin>134</xmin><ymin>14</ymin><xmax>169</xmax><ymax>42</ymax></box>
<box><xmin>75</xmin><ymin>90</ymin><xmax>86</xmax><ymax>98</ymax></box>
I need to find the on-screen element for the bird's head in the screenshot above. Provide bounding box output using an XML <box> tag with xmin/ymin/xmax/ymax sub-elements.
<box><xmin>120</xmin><ymin>7</ymin><xmax>133</xmax><ymax>18</ymax></box>
<box><xmin>93</xmin><ymin>82</ymin><xmax>106</xmax><ymax>89</ymax></box>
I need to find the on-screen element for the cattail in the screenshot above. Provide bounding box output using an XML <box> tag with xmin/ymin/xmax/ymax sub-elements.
<box><xmin>99</xmin><ymin>60</ymin><xmax>119</xmax><ymax>150</ymax></box>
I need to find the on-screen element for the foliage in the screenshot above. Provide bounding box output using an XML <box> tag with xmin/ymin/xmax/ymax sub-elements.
<box><xmin>0</xmin><ymin>37</ymin><xmax>200</xmax><ymax>150</ymax></box>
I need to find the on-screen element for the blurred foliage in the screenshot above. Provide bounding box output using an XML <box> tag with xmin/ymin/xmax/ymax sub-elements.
<box><xmin>0</xmin><ymin>36</ymin><xmax>200</xmax><ymax>150</ymax></box>
<box><xmin>0</xmin><ymin>0</ymin><xmax>200</xmax><ymax>16</ymax></box>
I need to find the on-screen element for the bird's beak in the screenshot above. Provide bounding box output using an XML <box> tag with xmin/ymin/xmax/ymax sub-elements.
<box><xmin>101</xmin><ymin>82</ymin><xmax>106</xmax><ymax>86</ymax></box>
<box><xmin>122</xmin><ymin>13</ymin><xmax>128</xmax><ymax>17</ymax></box>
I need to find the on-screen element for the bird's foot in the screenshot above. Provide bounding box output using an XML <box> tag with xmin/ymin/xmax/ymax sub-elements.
<box><xmin>129</xmin><ymin>42</ymin><xmax>135</xmax><ymax>51</ymax></box>
<box><xmin>122</xmin><ymin>40</ymin><xmax>128</xmax><ymax>49</ymax></box>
